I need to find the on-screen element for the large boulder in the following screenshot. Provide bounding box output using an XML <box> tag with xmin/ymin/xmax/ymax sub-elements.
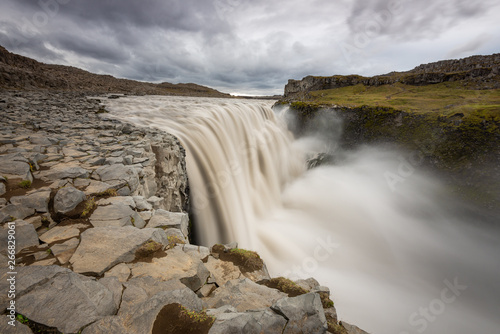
<box><xmin>70</xmin><ymin>226</ymin><xmax>168</xmax><ymax>275</ymax></box>
<box><xmin>54</xmin><ymin>186</ymin><xmax>86</xmax><ymax>214</ymax></box>
<box><xmin>206</xmin><ymin>278</ymin><xmax>286</xmax><ymax>312</ymax></box>
<box><xmin>271</xmin><ymin>293</ymin><xmax>328</xmax><ymax>334</ymax></box>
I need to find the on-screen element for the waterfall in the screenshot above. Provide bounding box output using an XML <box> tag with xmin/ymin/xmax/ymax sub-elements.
<box><xmin>105</xmin><ymin>96</ymin><xmax>500</xmax><ymax>334</ymax></box>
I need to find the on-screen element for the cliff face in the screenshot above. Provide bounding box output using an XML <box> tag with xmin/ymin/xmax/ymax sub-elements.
<box><xmin>0</xmin><ymin>46</ymin><xmax>231</xmax><ymax>97</ymax></box>
<box><xmin>284</xmin><ymin>53</ymin><xmax>500</xmax><ymax>98</ymax></box>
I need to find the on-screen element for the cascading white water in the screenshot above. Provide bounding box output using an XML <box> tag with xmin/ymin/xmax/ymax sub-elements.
<box><xmin>105</xmin><ymin>96</ymin><xmax>500</xmax><ymax>334</ymax></box>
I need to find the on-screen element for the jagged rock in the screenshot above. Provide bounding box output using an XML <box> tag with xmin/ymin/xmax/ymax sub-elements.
<box><xmin>0</xmin><ymin>183</ymin><xmax>5</xmax><ymax>196</ymax></box>
<box><xmin>197</xmin><ymin>283</ymin><xmax>217</xmax><ymax>298</ymax></box>
<box><xmin>54</xmin><ymin>186</ymin><xmax>86</xmax><ymax>214</ymax></box>
<box><xmin>341</xmin><ymin>322</ymin><xmax>371</xmax><ymax>334</ymax></box>
<box><xmin>208</xmin><ymin>309</ymin><xmax>287</xmax><ymax>334</ymax></box>
<box><xmin>50</xmin><ymin>237</ymin><xmax>79</xmax><ymax>264</ymax></box>
<box><xmin>10</xmin><ymin>190</ymin><xmax>51</xmax><ymax>213</ymax></box>
<box><xmin>104</xmin><ymin>263</ymin><xmax>131</xmax><ymax>283</ymax></box>
<box><xmin>15</xmin><ymin>269</ymin><xmax>117</xmax><ymax>333</ymax></box>
<box><xmin>0</xmin><ymin>220</ymin><xmax>39</xmax><ymax>255</ymax></box>
<box><xmin>133</xmin><ymin>196</ymin><xmax>153</xmax><ymax>211</ymax></box>
<box><xmin>204</xmin><ymin>256</ymin><xmax>243</xmax><ymax>286</ymax></box>
<box><xmin>151</xmin><ymin>137</ymin><xmax>189</xmax><ymax>212</ymax></box>
<box><xmin>206</xmin><ymin>278</ymin><xmax>286</xmax><ymax>312</ymax></box>
<box><xmin>39</xmin><ymin>225</ymin><xmax>81</xmax><ymax>244</ymax></box>
<box><xmin>70</xmin><ymin>226</ymin><xmax>169</xmax><ymax>275</ymax></box>
<box><xmin>129</xmin><ymin>247</ymin><xmax>209</xmax><ymax>292</ymax></box>
<box><xmin>271</xmin><ymin>293</ymin><xmax>328</xmax><ymax>334</ymax></box>
<box><xmin>146</xmin><ymin>209</ymin><xmax>189</xmax><ymax>238</ymax></box>
<box><xmin>89</xmin><ymin>203</ymin><xmax>135</xmax><ymax>228</ymax></box>
<box><xmin>0</xmin><ymin>204</ymin><xmax>35</xmax><ymax>222</ymax></box>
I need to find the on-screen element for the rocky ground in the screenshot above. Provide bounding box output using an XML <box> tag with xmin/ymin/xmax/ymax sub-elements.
<box><xmin>0</xmin><ymin>91</ymin><xmax>367</xmax><ymax>334</ymax></box>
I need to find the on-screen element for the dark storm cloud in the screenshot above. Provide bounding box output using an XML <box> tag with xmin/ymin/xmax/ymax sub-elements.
<box><xmin>0</xmin><ymin>0</ymin><xmax>498</xmax><ymax>95</ymax></box>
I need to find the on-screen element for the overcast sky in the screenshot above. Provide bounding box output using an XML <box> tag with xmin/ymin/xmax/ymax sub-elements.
<box><xmin>1</xmin><ymin>0</ymin><xmax>499</xmax><ymax>95</ymax></box>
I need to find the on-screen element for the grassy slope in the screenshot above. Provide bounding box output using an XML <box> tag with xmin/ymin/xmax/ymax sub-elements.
<box><xmin>306</xmin><ymin>82</ymin><xmax>500</xmax><ymax>117</ymax></box>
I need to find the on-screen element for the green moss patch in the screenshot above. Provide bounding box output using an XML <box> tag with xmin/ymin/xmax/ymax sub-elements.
<box><xmin>258</xmin><ymin>277</ymin><xmax>308</xmax><ymax>297</ymax></box>
<box><xmin>152</xmin><ymin>303</ymin><xmax>214</xmax><ymax>334</ymax></box>
<box><xmin>211</xmin><ymin>244</ymin><xmax>264</xmax><ymax>273</ymax></box>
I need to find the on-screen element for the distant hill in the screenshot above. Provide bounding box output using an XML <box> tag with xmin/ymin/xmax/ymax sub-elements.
<box><xmin>285</xmin><ymin>53</ymin><xmax>500</xmax><ymax>99</ymax></box>
<box><xmin>0</xmin><ymin>46</ymin><xmax>231</xmax><ymax>97</ymax></box>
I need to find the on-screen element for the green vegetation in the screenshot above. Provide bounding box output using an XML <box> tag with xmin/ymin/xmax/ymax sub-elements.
<box><xmin>136</xmin><ymin>240</ymin><xmax>163</xmax><ymax>258</ymax></box>
<box><xmin>152</xmin><ymin>303</ymin><xmax>215</xmax><ymax>334</ymax></box>
<box><xmin>210</xmin><ymin>244</ymin><xmax>264</xmax><ymax>272</ymax></box>
<box><xmin>16</xmin><ymin>314</ymin><xmax>29</xmax><ymax>324</ymax></box>
<box><xmin>94</xmin><ymin>189</ymin><xmax>118</xmax><ymax>197</ymax></box>
<box><xmin>167</xmin><ymin>235</ymin><xmax>186</xmax><ymax>248</ymax></box>
<box><xmin>80</xmin><ymin>197</ymin><xmax>96</xmax><ymax>218</ymax></box>
<box><xmin>259</xmin><ymin>277</ymin><xmax>308</xmax><ymax>297</ymax></box>
<box><xmin>306</xmin><ymin>82</ymin><xmax>500</xmax><ymax>116</ymax></box>
<box><xmin>18</xmin><ymin>180</ymin><xmax>32</xmax><ymax>189</ymax></box>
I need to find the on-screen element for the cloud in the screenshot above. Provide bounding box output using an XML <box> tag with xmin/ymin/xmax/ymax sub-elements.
<box><xmin>0</xmin><ymin>0</ymin><xmax>499</xmax><ymax>95</ymax></box>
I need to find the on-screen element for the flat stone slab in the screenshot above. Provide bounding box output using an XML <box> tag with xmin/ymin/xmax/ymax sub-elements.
<box><xmin>204</xmin><ymin>256</ymin><xmax>242</xmax><ymax>286</ymax></box>
<box><xmin>206</xmin><ymin>278</ymin><xmax>286</xmax><ymax>312</ymax></box>
<box><xmin>89</xmin><ymin>203</ymin><xmax>135</xmax><ymax>228</ymax></box>
<box><xmin>104</xmin><ymin>263</ymin><xmax>131</xmax><ymax>283</ymax></box>
<box><xmin>15</xmin><ymin>268</ymin><xmax>117</xmax><ymax>333</ymax></box>
<box><xmin>208</xmin><ymin>309</ymin><xmax>287</xmax><ymax>334</ymax></box>
<box><xmin>39</xmin><ymin>225</ymin><xmax>81</xmax><ymax>244</ymax></box>
<box><xmin>50</xmin><ymin>237</ymin><xmax>80</xmax><ymax>264</ymax></box>
<box><xmin>0</xmin><ymin>220</ymin><xmax>39</xmax><ymax>255</ymax></box>
<box><xmin>38</xmin><ymin>165</ymin><xmax>90</xmax><ymax>181</ymax></box>
<box><xmin>70</xmin><ymin>226</ymin><xmax>169</xmax><ymax>275</ymax></box>
<box><xmin>129</xmin><ymin>247</ymin><xmax>210</xmax><ymax>291</ymax></box>
<box><xmin>10</xmin><ymin>190</ymin><xmax>51</xmax><ymax>213</ymax></box>
<box><xmin>0</xmin><ymin>205</ymin><xmax>35</xmax><ymax>222</ymax></box>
